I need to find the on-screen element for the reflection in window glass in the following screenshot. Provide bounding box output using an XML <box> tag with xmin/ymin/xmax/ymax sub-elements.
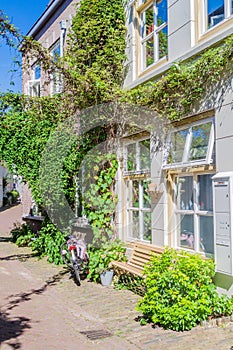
<box><xmin>178</xmin><ymin>214</ymin><xmax>194</xmax><ymax>249</ymax></box>
<box><xmin>143</xmin><ymin>212</ymin><xmax>152</xmax><ymax>242</ymax></box>
<box><xmin>132</xmin><ymin>180</ymin><xmax>139</xmax><ymax>207</ymax></box>
<box><xmin>169</xmin><ymin>129</ymin><xmax>189</xmax><ymax>163</ymax></box>
<box><xmin>143</xmin><ymin>181</ymin><xmax>151</xmax><ymax>208</ymax></box>
<box><xmin>200</xmin><ymin>216</ymin><xmax>214</xmax><ymax>255</ymax></box>
<box><xmin>145</xmin><ymin>6</ymin><xmax>154</xmax><ymax>36</ymax></box>
<box><xmin>177</xmin><ymin>176</ymin><xmax>193</xmax><ymax>210</ymax></box>
<box><xmin>145</xmin><ymin>37</ymin><xmax>154</xmax><ymax>67</ymax></box>
<box><xmin>157</xmin><ymin>0</ymin><xmax>168</xmax><ymax>24</ymax></box>
<box><xmin>34</xmin><ymin>65</ymin><xmax>41</xmax><ymax>80</ymax></box>
<box><xmin>132</xmin><ymin>211</ymin><xmax>139</xmax><ymax>238</ymax></box>
<box><xmin>189</xmin><ymin>122</ymin><xmax>211</xmax><ymax>161</ymax></box>
<box><xmin>208</xmin><ymin>0</ymin><xmax>224</xmax><ymax>28</ymax></box>
<box><xmin>140</xmin><ymin>139</ymin><xmax>150</xmax><ymax>170</ymax></box>
<box><xmin>159</xmin><ymin>26</ymin><xmax>168</xmax><ymax>59</ymax></box>
<box><xmin>198</xmin><ymin>174</ymin><xmax>213</xmax><ymax>211</ymax></box>
<box><xmin>127</xmin><ymin>143</ymin><xmax>136</xmax><ymax>171</ymax></box>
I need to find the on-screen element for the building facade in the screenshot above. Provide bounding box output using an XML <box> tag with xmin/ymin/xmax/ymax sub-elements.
<box><xmin>117</xmin><ymin>0</ymin><xmax>233</xmax><ymax>294</ymax></box>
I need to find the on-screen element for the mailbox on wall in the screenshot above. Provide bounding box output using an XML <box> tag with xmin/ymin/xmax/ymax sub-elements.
<box><xmin>213</xmin><ymin>172</ymin><xmax>233</xmax><ymax>276</ymax></box>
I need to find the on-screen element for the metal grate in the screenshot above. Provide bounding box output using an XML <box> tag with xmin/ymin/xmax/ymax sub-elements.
<box><xmin>80</xmin><ymin>329</ymin><xmax>114</xmax><ymax>340</ymax></box>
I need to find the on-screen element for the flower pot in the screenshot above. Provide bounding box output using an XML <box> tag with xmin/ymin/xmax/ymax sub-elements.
<box><xmin>100</xmin><ymin>270</ymin><xmax>114</xmax><ymax>286</ymax></box>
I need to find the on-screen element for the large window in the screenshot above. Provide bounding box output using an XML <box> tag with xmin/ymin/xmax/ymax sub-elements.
<box><xmin>164</xmin><ymin>119</ymin><xmax>215</xmax><ymax>169</ymax></box>
<box><xmin>126</xmin><ymin>179</ymin><xmax>152</xmax><ymax>242</ymax></box>
<box><xmin>174</xmin><ymin>174</ymin><xmax>214</xmax><ymax>256</ymax></box>
<box><xmin>123</xmin><ymin>136</ymin><xmax>151</xmax><ymax>242</ymax></box>
<box><xmin>139</xmin><ymin>0</ymin><xmax>168</xmax><ymax>71</ymax></box>
<box><xmin>28</xmin><ymin>63</ymin><xmax>41</xmax><ymax>97</ymax></box>
<box><xmin>203</xmin><ymin>0</ymin><xmax>233</xmax><ymax>32</ymax></box>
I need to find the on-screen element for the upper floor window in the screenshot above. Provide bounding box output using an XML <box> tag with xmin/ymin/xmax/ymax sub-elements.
<box><xmin>28</xmin><ymin>63</ymin><xmax>41</xmax><ymax>97</ymax></box>
<box><xmin>139</xmin><ymin>0</ymin><xmax>168</xmax><ymax>71</ymax></box>
<box><xmin>34</xmin><ymin>65</ymin><xmax>41</xmax><ymax>80</ymax></box>
<box><xmin>203</xmin><ymin>0</ymin><xmax>233</xmax><ymax>31</ymax></box>
<box><xmin>50</xmin><ymin>40</ymin><xmax>62</xmax><ymax>95</ymax></box>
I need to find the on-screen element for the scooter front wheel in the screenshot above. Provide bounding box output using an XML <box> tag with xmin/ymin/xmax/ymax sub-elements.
<box><xmin>73</xmin><ymin>263</ymin><xmax>81</xmax><ymax>286</ymax></box>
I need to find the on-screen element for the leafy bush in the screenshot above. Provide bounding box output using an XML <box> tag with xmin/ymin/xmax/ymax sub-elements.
<box><xmin>87</xmin><ymin>240</ymin><xmax>127</xmax><ymax>282</ymax></box>
<box><xmin>137</xmin><ymin>248</ymin><xmax>233</xmax><ymax>331</ymax></box>
<box><xmin>11</xmin><ymin>223</ymin><xmax>36</xmax><ymax>246</ymax></box>
<box><xmin>30</xmin><ymin>222</ymin><xmax>66</xmax><ymax>265</ymax></box>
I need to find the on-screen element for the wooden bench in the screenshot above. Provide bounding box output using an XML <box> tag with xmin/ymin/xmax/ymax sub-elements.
<box><xmin>110</xmin><ymin>241</ymin><xmax>164</xmax><ymax>278</ymax></box>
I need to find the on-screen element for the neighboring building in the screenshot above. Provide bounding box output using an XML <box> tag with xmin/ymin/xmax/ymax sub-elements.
<box><xmin>22</xmin><ymin>0</ymin><xmax>79</xmax><ymax>97</ymax></box>
<box><xmin>117</xmin><ymin>0</ymin><xmax>233</xmax><ymax>295</ymax></box>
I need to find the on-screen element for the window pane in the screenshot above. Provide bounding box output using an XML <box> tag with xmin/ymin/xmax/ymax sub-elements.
<box><xmin>208</xmin><ymin>0</ymin><xmax>224</xmax><ymax>29</ymax></box>
<box><xmin>143</xmin><ymin>211</ymin><xmax>152</xmax><ymax>242</ymax></box>
<box><xmin>178</xmin><ymin>214</ymin><xmax>194</xmax><ymax>249</ymax></box>
<box><xmin>200</xmin><ymin>216</ymin><xmax>214</xmax><ymax>255</ymax></box>
<box><xmin>142</xmin><ymin>180</ymin><xmax>151</xmax><ymax>208</ymax></box>
<box><xmin>139</xmin><ymin>139</ymin><xmax>150</xmax><ymax>170</ymax></box>
<box><xmin>127</xmin><ymin>210</ymin><xmax>139</xmax><ymax>239</ymax></box>
<box><xmin>34</xmin><ymin>66</ymin><xmax>41</xmax><ymax>80</ymax></box>
<box><xmin>198</xmin><ymin>174</ymin><xmax>213</xmax><ymax>211</ymax></box>
<box><xmin>168</xmin><ymin>129</ymin><xmax>189</xmax><ymax>163</ymax></box>
<box><xmin>176</xmin><ymin>176</ymin><xmax>194</xmax><ymax>210</ymax></box>
<box><xmin>157</xmin><ymin>0</ymin><xmax>167</xmax><ymax>26</ymax></box>
<box><xmin>145</xmin><ymin>36</ymin><xmax>154</xmax><ymax>67</ymax></box>
<box><xmin>145</xmin><ymin>6</ymin><xmax>154</xmax><ymax>37</ymax></box>
<box><xmin>132</xmin><ymin>180</ymin><xmax>139</xmax><ymax>207</ymax></box>
<box><xmin>158</xmin><ymin>26</ymin><xmax>168</xmax><ymax>59</ymax></box>
<box><xmin>126</xmin><ymin>143</ymin><xmax>136</xmax><ymax>171</ymax></box>
<box><xmin>189</xmin><ymin>122</ymin><xmax>211</xmax><ymax>161</ymax></box>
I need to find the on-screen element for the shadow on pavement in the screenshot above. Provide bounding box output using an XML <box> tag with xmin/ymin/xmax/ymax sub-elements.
<box><xmin>0</xmin><ymin>236</ymin><xmax>12</xmax><ymax>242</ymax></box>
<box><xmin>0</xmin><ymin>311</ymin><xmax>31</xmax><ymax>349</ymax></box>
<box><xmin>0</xmin><ymin>203</ymin><xmax>21</xmax><ymax>213</ymax></box>
<box><xmin>5</xmin><ymin>270</ymin><xmax>67</xmax><ymax>312</ymax></box>
<box><xmin>0</xmin><ymin>252</ymin><xmax>38</xmax><ymax>261</ymax></box>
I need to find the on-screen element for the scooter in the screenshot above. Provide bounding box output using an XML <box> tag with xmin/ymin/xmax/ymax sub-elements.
<box><xmin>60</xmin><ymin>233</ymin><xmax>89</xmax><ymax>286</ymax></box>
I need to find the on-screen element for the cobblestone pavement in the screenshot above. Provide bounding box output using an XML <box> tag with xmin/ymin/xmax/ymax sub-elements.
<box><xmin>1</xmin><ymin>205</ymin><xmax>233</xmax><ymax>349</ymax></box>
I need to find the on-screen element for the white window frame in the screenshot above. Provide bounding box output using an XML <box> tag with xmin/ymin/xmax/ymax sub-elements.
<box><xmin>28</xmin><ymin>79</ymin><xmax>40</xmax><ymax>97</ymax></box>
<box><xmin>126</xmin><ymin>178</ymin><xmax>152</xmax><ymax>242</ymax></box>
<box><xmin>123</xmin><ymin>136</ymin><xmax>150</xmax><ymax>175</ymax></box>
<box><xmin>122</xmin><ymin>134</ymin><xmax>151</xmax><ymax>242</ymax></box>
<box><xmin>173</xmin><ymin>173</ymin><xmax>214</xmax><ymax>256</ymax></box>
<box><xmin>50</xmin><ymin>40</ymin><xmax>63</xmax><ymax>96</ymax></box>
<box><xmin>202</xmin><ymin>0</ymin><xmax>233</xmax><ymax>33</ymax></box>
<box><xmin>163</xmin><ymin>118</ymin><xmax>215</xmax><ymax>169</ymax></box>
<box><xmin>139</xmin><ymin>0</ymin><xmax>168</xmax><ymax>71</ymax></box>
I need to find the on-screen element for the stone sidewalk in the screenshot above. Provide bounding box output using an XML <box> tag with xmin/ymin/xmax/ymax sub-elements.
<box><xmin>1</xmin><ymin>205</ymin><xmax>233</xmax><ymax>349</ymax></box>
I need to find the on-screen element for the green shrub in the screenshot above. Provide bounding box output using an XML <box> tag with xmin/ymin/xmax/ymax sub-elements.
<box><xmin>87</xmin><ymin>239</ymin><xmax>127</xmax><ymax>282</ymax></box>
<box><xmin>30</xmin><ymin>222</ymin><xmax>66</xmax><ymax>265</ymax></box>
<box><xmin>11</xmin><ymin>223</ymin><xmax>36</xmax><ymax>246</ymax></box>
<box><xmin>137</xmin><ymin>248</ymin><xmax>233</xmax><ymax>331</ymax></box>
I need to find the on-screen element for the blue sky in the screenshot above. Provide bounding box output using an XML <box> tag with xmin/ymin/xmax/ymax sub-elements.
<box><xmin>0</xmin><ymin>0</ymin><xmax>49</xmax><ymax>93</ymax></box>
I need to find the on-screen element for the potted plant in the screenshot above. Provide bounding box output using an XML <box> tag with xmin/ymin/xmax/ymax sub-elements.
<box><xmin>87</xmin><ymin>239</ymin><xmax>127</xmax><ymax>285</ymax></box>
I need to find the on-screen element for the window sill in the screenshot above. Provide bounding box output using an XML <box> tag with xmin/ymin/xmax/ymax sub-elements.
<box><xmin>138</xmin><ymin>56</ymin><xmax>168</xmax><ymax>79</ymax></box>
<box><xmin>198</xmin><ymin>16</ymin><xmax>233</xmax><ymax>44</ymax></box>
